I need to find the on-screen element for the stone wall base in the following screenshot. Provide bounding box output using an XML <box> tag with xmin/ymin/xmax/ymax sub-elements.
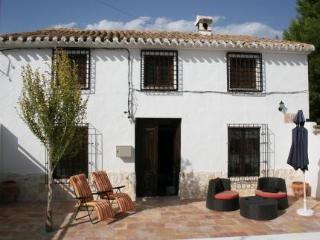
<box><xmin>0</xmin><ymin>172</ymin><xmax>136</xmax><ymax>202</ymax></box>
<box><xmin>104</xmin><ymin>172</ymin><xmax>136</xmax><ymax>201</ymax></box>
<box><xmin>179</xmin><ymin>169</ymin><xmax>304</xmax><ymax>199</ymax></box>
<box><xmin>0</xmin><ymin>173</ymin><xmax>73</xmax><ymax>202</ymax></box>
<box><xmin>1</xmin><ymin>169</ymin><xmax>303</xmax><ymax>202</ymax></box>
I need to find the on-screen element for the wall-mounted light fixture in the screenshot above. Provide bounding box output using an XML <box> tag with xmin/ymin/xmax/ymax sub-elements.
<box><xmin>278</xmin><ymin>100</ymin><xmax>287</xmax><ymax>113</ymax></box>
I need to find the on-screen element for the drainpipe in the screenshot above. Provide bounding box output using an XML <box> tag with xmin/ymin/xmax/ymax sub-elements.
<box><xmin>97</xmin><ymin>48</ymin><xmax>133</xmax><ymax>121</ymax></box>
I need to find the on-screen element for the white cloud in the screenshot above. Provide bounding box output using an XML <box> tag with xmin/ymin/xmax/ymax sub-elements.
<box><xmin>214</xmin><ymin>22</ymin><xmax>282</xmax><ymax>38</ymax></box>
<box><xmin>148</xmin><ymin>17</ymin><xmax>194</xmax><ymax>32</ymax></box>
<box><xmin>85</xmin><ymin>16</ymin><xmax>224</xmax><ymax>32</ymax></box>
<box><xmin>51</xmin><ymin>17</ymin><xmax>282</xmax><ymax>39</ymax></box>
<box><xmin>125</xmin><ymin>17</ymin><xmax>151</xmax><ymax>29</ymax></box>
<box><xmin>86</xmin><ymin>19</ymin><xmax>123</xmax><ymax>30</ymax></box>
<box><xmin>85</xmin><ymin>16</ymin><xmax>195</xmax><ymax>32</ymax></box>
<box><xmin>52</xmin><ymin>22</ymin><xmax>77</xmax><ymax>29</ymax></box>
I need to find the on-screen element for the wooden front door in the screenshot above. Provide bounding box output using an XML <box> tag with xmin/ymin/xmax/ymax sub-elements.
<box><xmin>135</xmin><ymin>118</ymin><xmax>181</xmax><ymax>197</ymax></box>
<box><xmin>136</xmin><ymin>120</ymin><xmax>158</xmax><ymax>196</ymax></box>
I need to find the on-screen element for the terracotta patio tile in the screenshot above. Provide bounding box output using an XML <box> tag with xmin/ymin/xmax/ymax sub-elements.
<box><xmin>0</xmin><ymin>197</ymin><xmax>320</xmax><ymax>239</ymax></box>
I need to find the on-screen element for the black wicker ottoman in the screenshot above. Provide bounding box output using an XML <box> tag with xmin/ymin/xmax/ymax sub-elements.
<box><xmin>240</xmin><ymin>196</ymin><xmax>278</xmax><ymax>220</ymax></box>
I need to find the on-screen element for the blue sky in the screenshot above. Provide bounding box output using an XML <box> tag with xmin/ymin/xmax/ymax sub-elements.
<box><xmin>0</xmin><ymin>0</ymin><xmax>297</xmax><ymax>38</ymax></box>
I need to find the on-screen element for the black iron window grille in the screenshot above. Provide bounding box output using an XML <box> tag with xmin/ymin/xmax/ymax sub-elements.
<box><xmin>227</xmin><ymin>124</ymin><xmax>269</xmax><ymax>184</ymax></box>
<box><xmin>227</xmin><ymin>52</ymin><xmax>263</xmax><ymax>92</ymax></box>
<box><xmin>53</xmin><ymin>125</ymin><xmax>89</xmax><ymax>180</ymax></box>
<box><xmin>141</xmin><ymin>50</ymin><xmax>178</xmax><ymax>91</ymax></box>
<box><xmin>45</xmin><ymin>124</ymin><xmax>103</xmax><ymax>184</ymax></box>
<box><xmin>53</xmin><ymin>48</ymin><xmax>91</xmax><ymax>90</ymax></box>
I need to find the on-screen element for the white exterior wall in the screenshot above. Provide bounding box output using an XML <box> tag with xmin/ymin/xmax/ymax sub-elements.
<box><xmin>1</xmin><ymin>47</ymin><xmax>317</xmax><ymax>200</ymax></box>
<box><xmin>0</xmin><ymin>50</ymin><xmax>51</xmax><ymax>175</ymax></box>
<box><xmin>305</xmin><ymin>123</ymin><xmax>320</xmax><ymax>198</ymax></box>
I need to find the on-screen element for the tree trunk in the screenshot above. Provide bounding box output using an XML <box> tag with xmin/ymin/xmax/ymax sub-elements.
<box><xmin>45</xmin><ymin>160</ymin><xmax>54</xmax><ymax>232</ymax></box>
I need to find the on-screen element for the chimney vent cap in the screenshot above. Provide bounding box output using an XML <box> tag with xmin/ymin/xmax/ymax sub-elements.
<box><xmin>195</xmin><ymin>15</ymin><xmax>213</xmax><ymax>35</ymax></box>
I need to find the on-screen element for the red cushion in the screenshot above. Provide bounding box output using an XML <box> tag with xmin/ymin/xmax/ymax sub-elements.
<box><xmin>256</xmin><ymin>190</ymin><xmax>287</xmax><ymax>199</ymax></box>
<box><xmin>214</xmin><ymin>190</ymin><xmax>239</xmax><ymax>200</ymax></box>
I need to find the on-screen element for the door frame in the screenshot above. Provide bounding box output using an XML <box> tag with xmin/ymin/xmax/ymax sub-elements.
<box><xmin>135</xmin><ymin>118</ymin><xmax>181</xmax><ymax>197</ymax></box>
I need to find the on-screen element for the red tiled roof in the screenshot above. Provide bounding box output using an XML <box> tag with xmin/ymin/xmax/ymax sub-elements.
<box><xmin>0</xmin><ymin>28</ymin><xmax>315</xmax><ymax>53</ymax></box>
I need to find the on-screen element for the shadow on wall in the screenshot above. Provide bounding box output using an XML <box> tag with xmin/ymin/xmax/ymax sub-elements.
<box><xmin>182</xmin><ymin>52</ymin><xmax>225</xmax><ymax>64</ymax></box>
<box><xmin>7</xmin><ymin>51</ymin><xmax>50</xmax><ymax>62</ymax></box>
<box><xmin>1</xmin><ymin>49</ymin><xmax>97</xmax><ymax>95</ymax></box>
<box><xmin>87</xmin><ymin>124</ymin><xmax>104</xmax><ymax>174</ymax></box>
<box><xmin>182</xmin><ymin>51</ymin><xmax>307</xmax><ymax>67</ymax></box>
<box><xmin>1</xmin><ymin>125</ymin><xmax>45</xmax><ymax>174</ymax></box>
<box><xmin>82</xmin><ymin>53</ymin><xmax>97</xmax><ymax>95</ymax></box>
<box><xmin>0</xmin><ymin>125</ymin><xmax>72</xmax><ymax>202</ymax></box>
<box><xmin>316</xmin><ymin>159</ymin><xmax>320</xmax><ymax>199</ymax></box>
<box><xmin>264</xmin><ymin>54</ymin><xmax>307</xmax><ymax>67</ymax></box>
<box><xmin>0</xmin><ymin>51</ymin><xmax>50</xmax><ymax>83</ymax></box>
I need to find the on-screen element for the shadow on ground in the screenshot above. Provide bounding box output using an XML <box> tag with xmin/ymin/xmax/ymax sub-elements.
<box><xmin>1</xmin><ymin>196</ymin><xmax>319</xmax><ymax>240</ymax></box>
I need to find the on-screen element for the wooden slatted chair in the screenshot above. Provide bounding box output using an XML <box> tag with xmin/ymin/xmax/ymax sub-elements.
<box><xmin>69</xmin><ymin>174</ymin><xmax>115</xmax><ymax>223</ymax></box>
<box><xmin>92</xmin><ymin>171</ymin><xmax>135</xmax><ymax>213</ymax></box>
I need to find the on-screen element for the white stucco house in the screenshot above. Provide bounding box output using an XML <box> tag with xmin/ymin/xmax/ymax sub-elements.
<box><xmin>1</xmin><ymin>16</ymin><xmax>319</xmax><ymax>201</ymax></box>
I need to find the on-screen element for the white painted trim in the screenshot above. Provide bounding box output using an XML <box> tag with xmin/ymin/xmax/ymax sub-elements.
<box><xmin>0</xmin><ymin>38</ymin><xmax>314</xmax><ymax>54</ymax></box>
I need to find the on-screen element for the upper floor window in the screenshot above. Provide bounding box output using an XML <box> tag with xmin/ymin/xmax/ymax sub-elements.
<box><xmin>227</xmin><ymin>52</ymin><xmax>262</xmax><ymax>92</ymax></box>
<box><xmin>141</xmin><ymin>50</ymin><xmax>178</xmax><ymax>91</ymax></box>
<box><xmin>53</xmin><ymin>48</ymin><xmax>90</xmax><ymax>90</ymax></box>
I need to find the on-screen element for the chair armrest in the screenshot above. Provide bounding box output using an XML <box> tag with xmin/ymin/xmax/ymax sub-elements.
<box><xmin>112</xmin><ymin>185</ymin><xmax>125</xmax><ymax>190</ymax></box>
<box><xmin>75</xmin><ymin>196</ymin><xmax>89</xmax><ymax>200</ymax></box>
<box><xmin>93</xmin><ymin>190</ymin><xmax>113</xmax><ymax>195</ymax></box>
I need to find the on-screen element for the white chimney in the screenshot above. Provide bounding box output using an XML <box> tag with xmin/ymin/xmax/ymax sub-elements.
<box><xmin>195</xmin><ymin>15</ymin><xmax>213</xmax><ymax>35</ymax></box>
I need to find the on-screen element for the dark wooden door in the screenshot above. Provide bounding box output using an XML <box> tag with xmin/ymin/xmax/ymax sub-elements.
<box><xmin>136</xmin><ymin>118</ymin><xmax>181</xmax><ymax>197</ymax></box>
<box><xmin>136</xmin><ymin>120</ymin><xmax>158</xmax><ymax>197</ymax></box>
<box><xmin>173</xmin><ymin>122</ymin><xmax>181</xmax><ymax>195</ymax></box>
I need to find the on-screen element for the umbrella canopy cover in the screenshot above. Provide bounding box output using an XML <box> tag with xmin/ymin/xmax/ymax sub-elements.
<box><xmin>287</xmin><ymin>110</ymin><xmax>309</xmax><ymax>172</ymax></box>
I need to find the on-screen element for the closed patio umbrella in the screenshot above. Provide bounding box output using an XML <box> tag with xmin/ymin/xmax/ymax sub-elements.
<box><xmin>287</xmin><ymin>110</ymin><xmax>314</xmax><ymax>216</ymax></box>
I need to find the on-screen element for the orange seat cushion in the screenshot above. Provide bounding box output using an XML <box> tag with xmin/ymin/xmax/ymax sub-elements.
<box><xmin>214</xmin><ymin>190</ymin><xmax>239</xmax><ymax>200</ymax></box>
<box><xmin>256</xmin><ymin>190</ymin><xmax>287</xmax><ymax>199</ymax></box>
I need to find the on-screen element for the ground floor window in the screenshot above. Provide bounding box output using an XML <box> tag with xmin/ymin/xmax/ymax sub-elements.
<box><xmin>228</xmin><ymin>126</ymin><xmax>260</xmax><ymax>177</ymax></box>
<box><xmin>53</xmin><ymin>125</ymin><xmax>89</xmax><ymax>179</ymax></box>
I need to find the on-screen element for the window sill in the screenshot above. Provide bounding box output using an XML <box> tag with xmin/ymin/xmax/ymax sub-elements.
<box><xmin>141</xmin><ymin>87</ymin><xmax>178</xmax><ymax>92</ymax></box>
<box><xmin>228</xmin><ymin>88</ymin><xmax>263</xmax><ymax>93</ymax></box>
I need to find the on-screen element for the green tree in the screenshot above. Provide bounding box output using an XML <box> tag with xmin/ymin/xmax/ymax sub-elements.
<box><xmin>19</xmin><ymin>50</ymin><xmax>88</xmax><ymax>232</ymax></box>
<box><xmin>283</xmin><ymin>0</ymin><xmax>320</xmax><ymax>121</ymax></box>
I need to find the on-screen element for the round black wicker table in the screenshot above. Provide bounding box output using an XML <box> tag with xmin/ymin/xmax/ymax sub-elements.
<box><xmin>240</xmin><ymin>196</ymin><xmax>278</xmax><ymax>220</ymax></box>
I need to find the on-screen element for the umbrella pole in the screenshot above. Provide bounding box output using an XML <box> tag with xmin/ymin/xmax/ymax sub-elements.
<box><xmin>297</xmin><ymin>171</ymin><xmax>314</xmax><ymax>216</ymax></box>
<box><xmin>303</xmin><ymin>173</ymin><xmax>306</xmax><ymax>211</ymax></box>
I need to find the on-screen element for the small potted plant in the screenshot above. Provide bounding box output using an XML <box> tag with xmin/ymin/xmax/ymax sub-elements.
<box><xmin>291</xmin><ymin>181</ymin><xmax>310</xmax><ymax>199</ymax></box>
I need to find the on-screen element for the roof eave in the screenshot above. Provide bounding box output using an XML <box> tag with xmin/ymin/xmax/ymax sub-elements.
<box><xmin>0</xmin><ymin>39</ymin><xmax>315</xmax><ymax>54</ymax></box>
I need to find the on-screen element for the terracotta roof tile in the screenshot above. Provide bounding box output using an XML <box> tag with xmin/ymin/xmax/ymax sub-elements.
<box><xmin>0</xmin><ymin>28</ymin><xmax>315</xmax><ymax>53</ymax></box>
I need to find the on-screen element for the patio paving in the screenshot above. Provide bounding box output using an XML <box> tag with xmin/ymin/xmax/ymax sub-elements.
<box><xmin>0</xmin><ymin>196</ymin><xmax>319</xmax><ymax>240</ymax></box>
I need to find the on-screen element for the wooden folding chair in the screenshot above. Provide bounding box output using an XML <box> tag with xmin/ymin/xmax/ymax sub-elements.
<box><xmin>69</xmin><ymin>174</ymin><xmax>115</xmax><ymax>223</ymax></box>
<box><xmin>92</xmin><ymin>171</ymin><xmax>135</xmax><ymax>213</ymax></box>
